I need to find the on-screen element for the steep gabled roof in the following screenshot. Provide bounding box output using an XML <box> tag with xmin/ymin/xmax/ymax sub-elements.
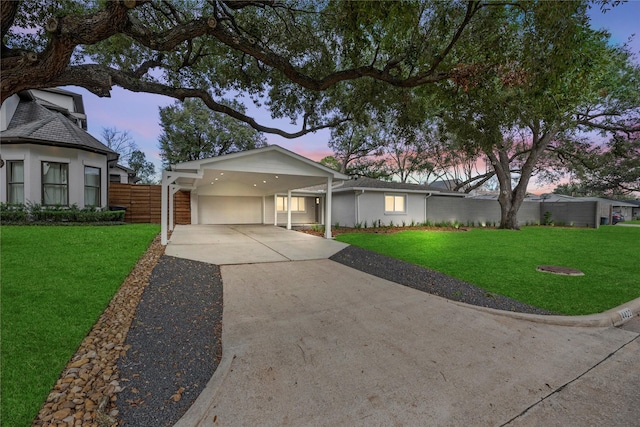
<box><xmin>0</xmin><ymin>97</ymin><xmax>118</xmax><ymax>161</ymax></box>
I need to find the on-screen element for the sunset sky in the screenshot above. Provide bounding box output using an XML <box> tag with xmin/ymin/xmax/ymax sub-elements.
<box><xmin>66</xmin><ymin>2</ymin><xmax>640</xmax><ymax>189</ymax></box>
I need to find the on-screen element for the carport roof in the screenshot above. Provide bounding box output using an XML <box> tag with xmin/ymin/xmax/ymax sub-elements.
<box><xmin>170</xmin><ymin>145</ymin><xmax>349</xmax><ymax>195</ymax></box>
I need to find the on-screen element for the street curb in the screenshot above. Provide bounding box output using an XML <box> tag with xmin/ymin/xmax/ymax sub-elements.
<box><xmin>452</xmin><ymin>296</ymin><xmax>640</xmax><ymax>327</ymax></box>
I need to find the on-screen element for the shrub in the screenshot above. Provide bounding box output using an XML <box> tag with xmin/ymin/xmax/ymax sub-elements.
<box><xmin>0</xmin><ymin>203</ymin><xmax>124</xmax><ymax>224</ymax></box>
<box><xmin>0</xmin><ymin>203</ymin><xmax>27</xmax><ymax>222</ymax></box>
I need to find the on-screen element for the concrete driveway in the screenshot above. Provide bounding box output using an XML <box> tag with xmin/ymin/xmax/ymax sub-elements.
<box><xmin>166</xmin><ymin>224</ymin><xmax>348</xmax><ymax>264</ymax></box>
<box><xmin>175</xmin><ymin>259</ymin><xmax>640</xmax><ymax>426</ymax></box>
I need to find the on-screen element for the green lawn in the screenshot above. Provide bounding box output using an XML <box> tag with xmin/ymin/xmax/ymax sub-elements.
<box><xmin>1</xmin><ymin>224</ymin><xmax>160</xmax><ymax>427</ymax></box>
<box><xmin>336</xmin><ymin>226</ymin><xmax>640</xmax><ymax>316</ymax></box>
<box><xmin>624</xmin><ymin>219</ymin><xmax>640</xmax><ymax>224</ymax></box>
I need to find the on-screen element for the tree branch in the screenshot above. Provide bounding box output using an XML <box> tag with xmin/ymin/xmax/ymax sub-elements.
<box><xmin>52</xmin><ymin>64</ymin><xmax>349</xmax><ymax>138</ymax></box>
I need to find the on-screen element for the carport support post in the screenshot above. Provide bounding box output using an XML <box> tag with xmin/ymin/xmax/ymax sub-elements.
<box><xmin>169</xmin><ymin>185</ymin><xmax>175</xmax><ymax>231</ymax></box>
<box><xmin>325</xmin><ymin>176</ymin><xmax>332</xmax><ymax>238</ymax></box>
<box><xmin>273</xmin><ymin>194</ymin><xmax>278</xmax><ymax>226</ymax></box>
<box><xmin>161</xmin><ymin>172</ymin><xmax>169</xmax><ymax>245</ymax></box>
<box><xmin>287</xmin><ymin>190</ymin><xmax>292</xmax><ymax>230</ymax></box>
<box><xmin>169</xmin><ymin>185</ymin><xmax>185</xmax><ymax>231</ymax></box>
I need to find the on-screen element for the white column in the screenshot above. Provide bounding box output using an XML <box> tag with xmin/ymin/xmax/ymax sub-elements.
<box><xmin>287</xmin><ymin>190</ymin><xmax>292</xmax><ymax>230</ymax></box>
<box><xmin>169</xmin><ymin>185</ymin><xmax>184</xmax><ymax>231</ymax></box>
<box><xmin>262</xmin><ymin>195</ymin><xmax>266</xmax><ymax>224</ymax></box>
<box><xmin>161</xmin><ymin>171</ymin><xmax>169</xmax><ymax>245</ymax></box>
<box><xmin>274</xmin><ymin>194</ymin><xmax>278</xmax><ymax>226</ymax></box>
<box><xmin>190</xmin><ymin>190</ymin><xmax>198</xmax><ymax>225</ymax></box>
<box><xmin>169</xmin><ymin>185</ymin><xmax>175</xmax><ymax>231</ymax></box>
<box><xmin>325</xmin><ymin>176</ymin><xmax>332</xmax><ymax>238</ymax></box>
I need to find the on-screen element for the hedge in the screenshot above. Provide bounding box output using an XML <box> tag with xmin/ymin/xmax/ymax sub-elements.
<box><xmin>0</xmin><ymin>203</ymin><xmax>125</xmax><ymax>224</ymax></box>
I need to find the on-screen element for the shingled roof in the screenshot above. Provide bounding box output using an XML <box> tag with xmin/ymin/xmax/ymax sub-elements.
<box><xmin>298</xmin><ymin>176</ymin><xmax>464</xmax><ymax>196</ymax></box>
<box><xmin>0</xmin><ymin>94</ymin><xmax>118</xmax><ymax>161</ymax></box>
<box><xmin>336</xmin><ymin>176</ymin><xmax>457</xmax><ymax>193</ymax></box>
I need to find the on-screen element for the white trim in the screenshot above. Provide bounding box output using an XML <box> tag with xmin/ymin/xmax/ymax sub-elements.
<box><xmin>384</xmin><ymin>193</ymin><xmax>407</xmax><ymax>214</ymax></box>
<box><xmin>173</xmin><ymin>145</ymin><xmax>349</xmax><ymax>180</ymax></box>
<box><xmin>287</xmin><ymin>190</ymin><xmax>292</xmax><ymax>230</ymax></box>
<box><xmin>273</xmin><ymin>193</ymin><xmax>277</xmax><ymax>226</ymax></box>
<box><xmin>325</xmin><ymin>176</ymin><xmax>333</xmax><ymax>238</ymax></box>
<box><xmin>162</xmin><ymin>170</ymin><xmax>203</xmax><ymax>245</ymax></box>
<box><xmin>333</xmin><ymin>186</ymin><xmax>463</xmax><ymax>196</ymax></box>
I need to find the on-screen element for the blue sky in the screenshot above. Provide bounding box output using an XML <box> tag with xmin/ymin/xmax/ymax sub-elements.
<box><xmin>67</xmin><ymin>2</ymin><xmax>640</xmax><ymax>183</ymax></box>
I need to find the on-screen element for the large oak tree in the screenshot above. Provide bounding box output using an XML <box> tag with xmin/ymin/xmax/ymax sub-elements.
<box><xmin>436</xmin><ymin>2</ymin><xmax>640</xmax><ymax>228</ymax></box>
<box><xmin>1</xmin><ymin>0</ymin><xmax>575</xmax><ymax>139</ymax></box>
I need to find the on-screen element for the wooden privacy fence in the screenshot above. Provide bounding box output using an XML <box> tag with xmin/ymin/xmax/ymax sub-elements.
<box><xmin>109</xmin><ymin>183</ymin><xmax>190</xmax><ymax>224</ymax></box>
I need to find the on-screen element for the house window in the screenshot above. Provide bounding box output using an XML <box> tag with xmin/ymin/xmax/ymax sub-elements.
<box><xmin>277</xmin><ymin>196</ymin><xmax>306</xmax><ymax>212</ymax></box>
<box><xmin>384</xmin><ymin>194</ymin><xmax>406</xmax><ymax>213</ymax></box>
<box><xmin>84</xmin><ymin>166</ymin><xmax>101</xmax><ymax>206</ymax></box>
<box><xmin>7</xmin><ymin>160</ymin><xmax>24</xmax><ymax>204</ymax></box>
<box><xmin>110</xmin><ymin>174</ymin><xmax>122</xmax><ymax>183</ymax></box>
<box><xmin>42</xmin><ymin>162</ymin><xmax>69</xmax><ymax>206</ymax></box>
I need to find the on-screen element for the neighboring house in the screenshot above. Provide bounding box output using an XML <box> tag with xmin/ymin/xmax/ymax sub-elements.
<box><xmin>429</xmin><ymin>179</ymin><xmax>460</xmax><ymax>191</ymax></box>
<box><xmin>0</xmin><ymin>88</ymin><xmax>118</xmax><ymax>209</ymax></box>
<box><xmin>110</xmin><ymin>163</ymin><xmax>141</xmax><ymax>184</ymax></box>
<box><xmin>529</xmin><ymin>194</ymin><xmax>637</xmax><ymax>225</ymax></box>
<box><xmin>627</xmin><ymin>200</ymin><xmax>640</xmax><ymax>220</ymax></box>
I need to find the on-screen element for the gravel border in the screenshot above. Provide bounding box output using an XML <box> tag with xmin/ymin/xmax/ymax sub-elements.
<box><xmin>116</xmin><ymin>256</ymin><xmax>223</xmax><ymax>427</ymax></box>
<box><xmin>330</xmin><ymin>245</ymin><xmax>557</xmax><ymax>315</ymax></box>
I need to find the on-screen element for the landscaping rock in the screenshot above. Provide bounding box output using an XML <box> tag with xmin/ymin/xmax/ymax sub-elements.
<box><xmin>32</xmin><ymin>234</ymin><xmax>165</xmax><ymax>427</ymax></box>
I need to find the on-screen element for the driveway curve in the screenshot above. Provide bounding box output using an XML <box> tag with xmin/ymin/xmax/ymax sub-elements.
<box><xmin>176</xmin><ymin>259</ymin><xmax>639</xmax><ymax>426</ymax></box>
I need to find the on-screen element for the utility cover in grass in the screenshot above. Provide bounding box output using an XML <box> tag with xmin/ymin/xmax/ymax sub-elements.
<box><xmin>537</xmin><ymin>265</ymin><xmax>584</xmax><ymax>276</ymax></box>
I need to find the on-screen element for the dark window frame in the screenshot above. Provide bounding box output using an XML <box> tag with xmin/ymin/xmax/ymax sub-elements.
<box><xmin>41</xmin><ymin>161</ymin><xmax>69</xmax><ymax>206</ymax></box>
<box><xmin>84</xmin><ymin>166</ymin><xmax>101</xmax><ymax>207</ymax></box>
<box><xmin>7</xmin><ymin>160</ymin><xmax>24</xmax><ymax>204</ymax></box>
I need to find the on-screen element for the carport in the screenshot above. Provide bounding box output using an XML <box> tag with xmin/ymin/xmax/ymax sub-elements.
<box><xmin>161</xmin><ymin>145</ymin><xmax>349</xmax><ymax>245</ymax></box>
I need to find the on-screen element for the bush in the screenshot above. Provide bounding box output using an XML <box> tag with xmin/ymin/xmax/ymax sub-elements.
<box><xmin>0</xmin><ymin>203</ymin><xmax>27</xmax><ymax>222</ymax></box>
<box><xmin>0</xmin><ymin>203</ymin><xmax>124</xmax><ymax>224</ymax></box>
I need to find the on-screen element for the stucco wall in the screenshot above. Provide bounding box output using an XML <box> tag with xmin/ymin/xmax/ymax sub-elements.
<box><xmin>31</xmin><ymin>89</ymin><xmax>76</xmax><ymax>114</ymax></box>
<box><xmin>0</xmin><ymin>94</ymin><xmax>20</xmax><ymax>131</ymax></box>
<box><xmin>0</xmin><ymin>143</ymin><xmax>109</xmax><ymax>208</ymax></box>
<box><xmin>331</xmin><ymin>192</ymin><xmax>356</xmax><ymax>227</ymax></box>
<box><xmin>109</xmin><ymin>167</ymin><xmax>129</xmax><ymax>184</ymax></box>
<box><xmin>354</xmin><ymin>191</ymin><xmax>428</xmax><ymax>227</ymax></box>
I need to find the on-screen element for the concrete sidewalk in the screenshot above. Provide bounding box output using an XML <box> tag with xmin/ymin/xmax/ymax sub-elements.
<box><xmin>175</xmin><ymin>260</ymin><xmax>640</xmax><ymax>427</ymax></box>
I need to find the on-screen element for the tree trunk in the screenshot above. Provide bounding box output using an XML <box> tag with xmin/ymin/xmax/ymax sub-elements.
<box><xmin>489</xmin><ymin>125</ymin><xmax>557</xmax><ymax>230</ymax></box>
<box><xmin>498</xmin><ymin>190</ymin><xmax>525</xmax><ymax>230</ymax></box>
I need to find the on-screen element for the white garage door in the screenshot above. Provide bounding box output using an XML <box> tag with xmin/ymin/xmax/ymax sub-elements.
<box><xmin>198</xmin><ymin>196</ymin><xmax>263</xmax><ymax>224</ymax></box>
